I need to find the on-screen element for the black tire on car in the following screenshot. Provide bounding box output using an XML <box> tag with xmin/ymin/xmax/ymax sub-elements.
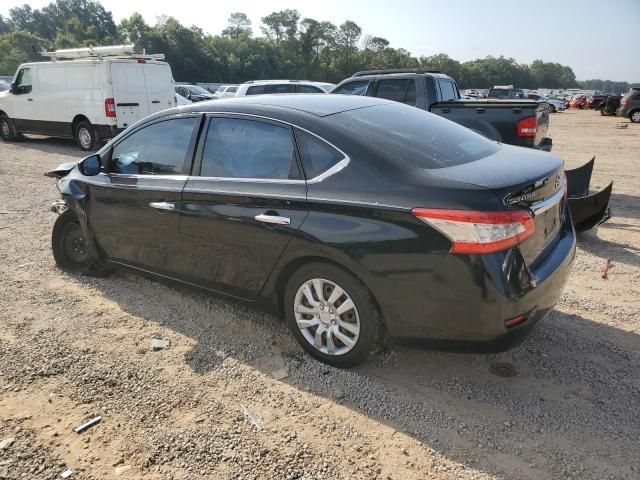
<box><xmin>630</xmin><ymin>110</ymin><xmax>640</xmax><ymax>123</ymax></box>
<box><xmin>52</xmin><ymin>209</ymin><xmax>106</xmax><ymax>276</ymax></box>
<box><xmin>75</xmin><ymin>120</ymin><xmax>97</xmax><ymax>151</ymax></box>
<box><xmin>0</xmin><ymin>113</ymin><xmax>17</xmax><ymax>141</ymax></box>
<box><xmin>548</xmin><ymin>104</ymin><xmax>556</xmax><ymax>113</ymax></box>
<box><xmin>284</xmin><ymin>262</ymin><xmax>382</xmax><ymax>368</ymax></box>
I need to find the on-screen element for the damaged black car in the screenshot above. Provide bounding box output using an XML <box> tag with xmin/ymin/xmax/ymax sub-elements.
<box><xmin>48</xmin><ymin>95</ymin><xmax>596</xmax><ymax>367</ymax></box>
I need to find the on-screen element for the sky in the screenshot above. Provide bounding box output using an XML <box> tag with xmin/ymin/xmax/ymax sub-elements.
<box><xmin>3</xmin><ymin>0</ymin><xmax>639</xmax><ymax>82</ymax></box>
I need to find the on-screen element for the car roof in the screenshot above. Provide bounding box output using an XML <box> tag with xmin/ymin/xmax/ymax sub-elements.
<box><xmin>341</xmin><ymin>72</ymin><xmax>454</xmax><ymax>82</ymax></box>
<box><xmin>242</xmin><ymin>79</ymin><xmax>330</xmax><ymax>86</ymax></box>
<box><xmin>170</xmin><ymin>94</ymin><xmax>391</xmax><ymax>118</ymax></box>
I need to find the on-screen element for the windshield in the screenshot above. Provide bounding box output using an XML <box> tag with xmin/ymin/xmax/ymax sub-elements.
<box><xmin>337</xmin><ymin>103</ymin><xmax>501</xmax><ymax>169</ymax></box>
<box><xmin>187</xmin><ymin>85</ymin><xmax>211</xmax><ymax>95</ymax></box>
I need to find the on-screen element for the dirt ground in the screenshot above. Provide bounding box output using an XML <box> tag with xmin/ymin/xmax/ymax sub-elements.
<box><xmin>0</xmin><ymin>109</ymin><xmax>638</xmax><ymax>480</ymax></box>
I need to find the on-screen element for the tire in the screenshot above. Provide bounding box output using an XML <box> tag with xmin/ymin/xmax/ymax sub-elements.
<box><xmin>52</xmin><ymin>209</ymin><xmax>108</xmax><ymax>276</ymax></box>
<box><xmin>0</xmin><ymin>113</ymin><xmax>17</xmax><ymax>141</ymax></box>
<box><xmin>548</xmin><ymin>104</ymin><xmax>556</xmax><ymax>113</ymax></box>
<box><xmin>75</xmin><ymin>120</ymin><xmax>97</xmax><ymax>151</ymax></box>
<box><xmin>284</xmin><ymin>262</ymin><xmax>382</xmax><ymax>368</ymax></box>
<box><xmin>600</xmin><ymin>108</ymin><xmax>606</xmax><ymax>116</ymax></box>
<box><xmin>630</xmin><ymin>110</ymin><xmax>640</xmax><ymax>123</ymax></box>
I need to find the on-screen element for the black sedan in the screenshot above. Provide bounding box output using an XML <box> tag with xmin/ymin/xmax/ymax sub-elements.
<box><xmin>48</xmin><ymin>95</ymin><xmax>576</xmax><ymax>367</ymax></box>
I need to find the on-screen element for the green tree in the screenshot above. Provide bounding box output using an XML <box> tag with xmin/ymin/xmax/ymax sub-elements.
<box><xmin>222</xmin><ymin>12</ymin><xmax>252</xmax><ymax>40</ymax></box>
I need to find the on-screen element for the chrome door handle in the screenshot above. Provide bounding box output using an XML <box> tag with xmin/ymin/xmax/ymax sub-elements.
<box><xmin>149</xmin><ymin>201</ymin><xmax>176</xmax><ymax>211</ymax></box>
<box><xmin>254</xmin><ymin>214</ymin><xmax>290</xmax><ymax>225</ymax></box>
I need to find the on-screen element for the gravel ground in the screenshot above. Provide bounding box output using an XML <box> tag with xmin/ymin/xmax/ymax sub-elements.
<box><xmin>1</xmin><ymin>110</ymin><xmax>639</xmax><ymax>480</ymax></box>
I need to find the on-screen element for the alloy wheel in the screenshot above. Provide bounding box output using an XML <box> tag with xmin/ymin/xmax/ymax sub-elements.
<box><xmin>631</xmin><ymin>111</ymin><xmax>640</xmax><ymax>123</ymax></box>
<box><xmin>294</xmin><ymin>278</ymin><xmax>360</xmax><ymax>356</ymax></box>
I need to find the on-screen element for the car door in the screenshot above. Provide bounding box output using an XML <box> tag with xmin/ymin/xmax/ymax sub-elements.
<box><xmin>9</xmin><ymin>67</ymin><xmax>37</xmax><ymax>132</ymax></box>
<box><xmin>84</xmin><ymin>114</ymin><xmax>201</xmax><ymax>274</ymax></box>
<box><xmin>177</xmin><ymin>114</ymin><xmax>308</xmax><ymax>300</ymax></box>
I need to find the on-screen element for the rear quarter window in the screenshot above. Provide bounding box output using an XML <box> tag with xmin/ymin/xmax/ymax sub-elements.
<box><xmin>336</xmin><ymin>103</ymin><xmax>500</xmax><ymax>169</ymax></box>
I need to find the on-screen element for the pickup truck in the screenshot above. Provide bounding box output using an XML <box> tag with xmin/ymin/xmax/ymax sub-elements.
<box><xmin>331</xmin><ymin>69</ymin><xmax>552</xmax><ymax>151</ymax></box>
<box><xmin>330</xmin><ymin>69</ymin><xmax>612</xmax><ymax>232</ymax></box>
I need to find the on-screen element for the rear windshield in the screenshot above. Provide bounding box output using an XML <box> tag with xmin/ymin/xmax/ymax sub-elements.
<box><xmin>336</xmin><ymin>103</ymin><xmax>501</xmax><ymax>169</ymax></box>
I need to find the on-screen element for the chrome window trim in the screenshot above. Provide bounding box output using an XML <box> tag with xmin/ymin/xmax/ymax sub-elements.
<box><xmin>196</xmin><ymin>111</ymin><xmax>351</xmax><ymax>184</ymax></box>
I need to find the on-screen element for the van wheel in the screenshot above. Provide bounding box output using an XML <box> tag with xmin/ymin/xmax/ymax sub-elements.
<box><xmin>284</xmin><ymin>263</ymin><xmax>382</xmax><ymax>368</ymax></box>
<box><xmin>75</xmin><ymin>120</ymin><xmax>97</xmax><ymax>151</ymax></box>
<box><xmin>0</xmin><ymin>114</ymin><xmax>17</xmax><ymax>141</ymax></box>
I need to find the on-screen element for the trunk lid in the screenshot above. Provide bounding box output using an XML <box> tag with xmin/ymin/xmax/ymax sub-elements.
<box><xmin>428</xmin><ymin>145</ymin><xmax>565</xmax><ymax>264</ymax></box>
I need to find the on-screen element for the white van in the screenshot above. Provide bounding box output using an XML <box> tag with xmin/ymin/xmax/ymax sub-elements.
<box><xmin>0</xmin><ymin>45</ymin><xmax>175</xmax><ymax>150</ymax></box>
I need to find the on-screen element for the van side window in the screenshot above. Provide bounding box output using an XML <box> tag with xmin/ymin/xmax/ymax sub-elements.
<box><xmin>14</xmin><ymin>68</ymin><xmax>32</xmax><ymax>94</ymax></box>
<box><xmin>111</xmin><ymin>117</ymin><xmax>196</xmax><ymax>175</ymax></box>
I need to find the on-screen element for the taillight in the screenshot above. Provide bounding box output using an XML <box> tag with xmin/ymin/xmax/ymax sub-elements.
<box><xmin>412</xmin><ymin>209</ymin><xmax>536</xmax><ymax>254</ymax></box>
<box><xmin>105</xmin><ymin>98</ymin><xmax>116</xmax><ymax>118</ymax></box>
<box><xmin>516</xmin><ymin>115</ymin><xmax>537</xmax><ymax>137</ymax></box>
<box><xmin>137</xmin><ymin>59</ymin><xmax>146</xmax><ymax>64</ymax></box>
<box><xmin>621</xmin><ymin>99</ymin><xmax>628</xmax><ymax>105</ymax></box>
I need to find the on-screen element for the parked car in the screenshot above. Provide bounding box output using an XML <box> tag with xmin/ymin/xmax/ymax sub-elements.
<box><xmin>569</xmin><ymin>95</ymin><xmax>587</xmax><ymax>109</ymax></box>
<box><xmin>587</xmin><ymin>95</ymin><xmax>607</xmax><ymax>109</ymax></box>
<box><xmin>0</xmin><ymin>44</ymin><xmax>175</xmax><ymax>150</ymax></box>
<box><xmin>47</xmin><ymin>94</ymin><xmax>576</xmax><ymax>367</ymax></box>
<box><xmin>0</xmin><ymin>81</ymin><xmax>10</xmax><ymax>92</ymax></box>
<box><xmin>600</xmin><ymin>94</ymin><xmax>621</xmax><ymax>116</ymax></box>
<box><xmin>214</xmin><ymin>85</ymin><xmax>239</xmax><ymax>97</ymax></box>
<box><xmin>486</xmin><ymin>86</ymin><xmax>526</xmax><ymax>99</ymax></box>
<box><xmin>174</xmin><ymin>84</ymin><xmax>218</xmax><ymax>102</ymax></box>
<box><xmin>175</xmin><ymin>93</ymin><xmax>192</xmax><ymax>106</ymax></box>
<box><xmin>618</xmin><ymin>89</ymin><xmax>640</xmax><ymax>123</ymax></box>
<box><xmin>526</xmin><ymin>93</ymin><xmax>566</xmax><ymax>112</ymax></box>
<box><xmin>331</xmin><ymin>69</ymin><xmax>552</xmax><ymax>151</ymax></box>
<box><xmin>234</xmin><ymin>80</ymin><xmax>331</xmax><ymax>96</ymax></box>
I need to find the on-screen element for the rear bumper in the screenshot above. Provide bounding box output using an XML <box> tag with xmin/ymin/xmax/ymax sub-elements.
<box><xmin>94</xmin><ymin>124</ymin><xmax>124</xmax><ymax>142</ymax></box>
<box><xmin>370</xmin><ymin>204</ymin><xmax>576</xmax><ymax>347</ymax></box>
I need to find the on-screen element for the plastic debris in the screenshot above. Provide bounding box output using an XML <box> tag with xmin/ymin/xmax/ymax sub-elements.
<box><xmin>0</xmin><ymin>438</ymin><xmax>14</xmax><ymax>450</ymax></box>
<box><xmin>73</xmin><ymin>416</ymin><xmax>102</xmax><ymax>433</ymax></box>
<box><xmin>60</xmin><ymin>469</ymin><xmax>73</xmax><ymax>479</ymax></box>
<box><xmin>115</xmin><ymin>465</ymin><xmax>132</xmax><ymax>475</ymax></box>
<box><xmin>601</xmin><ymin>259</ymin><xmax>612</xmax><ymax>279</ymax></box>
<box><xmin>150</xmin><ymin>338</ymin><xmax>170</xmax><ymax>350</ymax></box>
<box><xmin>241</xmin><ymin>405</ymin><xmax>262</xmax><ymax>431</ymax></box>
<box><xmin>271</xmin><ymin>368</ymin><xmax>289</xmax><ymax>380</ymax></box>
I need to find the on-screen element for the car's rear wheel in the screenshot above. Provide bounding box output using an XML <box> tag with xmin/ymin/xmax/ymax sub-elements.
<box><xmin>284</xmin><ymin>263</ymin><xmax>381</xmax><ymax>368</ymax></box>
<box><xmin>0</xmin><ymin>114</ymin><xmax>17</xmax><ymax>141</ymax></box>
<box><xmin>548</xmin><ymin>104</ymin><xmax>556</xmax><ymax>113</ymax></box>
<box><xmin>630</xmin><ymin>110</ymin><xmax>640</xmax><ymax>123</ymax></box>
<box><xmin>75</xmin><ymin>120</ymin><xmax>97</xmax><ymax>151</ymax></box>
<box><xmin>52</xmin><ymin>210</ymin><xmax>107</xmax><ymax>276</ymax></box>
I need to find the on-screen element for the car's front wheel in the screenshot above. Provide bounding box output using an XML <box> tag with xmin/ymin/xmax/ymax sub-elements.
<box><xmin>548</xmin><ymin>104</ymin><xmax>556</xmax><ymax>113</ymax></box>
<box><xmin>630</xmin><ymin>110</ymin><xmax>640</xmax><ymax>123</ymax></box>
<box><xmin>284</xmin><ymin>263</ymin><xmax>381</xmax><ymax>368</ymax></box>
<box><xmin>52</xmin><ymin>210</ymin><xmax>107</xmax><ymax>276</ymax></box>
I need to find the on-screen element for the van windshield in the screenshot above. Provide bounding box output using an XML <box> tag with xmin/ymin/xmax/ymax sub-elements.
<box><xmin>336</xmin><ymin>103</ymin><xmax>501</xmax><ymax>169</ymax></box>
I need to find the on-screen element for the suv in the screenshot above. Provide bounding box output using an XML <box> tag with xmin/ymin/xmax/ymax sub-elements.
<box><xmin>618</xmin><ymin>88</ymin><xmax>640</xmax><ymax>123</ymax></box>
<box><xmin>234</xmin><ymin>80</ymin><xmax>331</xmax><ymax>96</ymax></box>
<box><xmin>215</xmin><ymin>85</ymin><xmax>239</xmax><ymax>97</ymax></box>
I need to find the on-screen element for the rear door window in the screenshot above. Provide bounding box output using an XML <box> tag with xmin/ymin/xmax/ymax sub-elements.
<box><xmin>111</xmin><ymin>117</ymin><xmax>196</xmax><ymax>175</ymax></box>
<box><xmin>296</xmin><ymin>84</ymin><xmax>324</xmax><ymax>93</ymax></box>
<box><xmin>374</xmin><ymin>79</ymin><xmax>417</xmax><ymax>106</ymax></box>
<box><xmin>268</xmin><ymin>84</ymin><xmax>296</xmax><ymax>94</ymax></box>
<box><xmin>437</xmin><ymin>81</ymin><xmax>459</xmax><ymax>101</ymax></box>
<box><xmin>246</xmin><ymin>85</ymin><xmax>267</xmax><ymax>95</ymax></box>
<box><xmin>200</xmin><ymin>117</ymin><xmax>298</xmax><ymax>179</ymax></box>
<box><xmin>333</xmin><ymin>80</ymin><xmax>369</xmax><ymax>96</ymax></box>
<box><xmin>294</xmin><ymin>129</ymin><xmax>344</xmax><ymax>179</ymax></box>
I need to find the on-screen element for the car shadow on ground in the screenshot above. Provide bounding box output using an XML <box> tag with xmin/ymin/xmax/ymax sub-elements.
<box><xmin>77</xmin><ymin>270</ymin><xmax>640</xmax><ymax>479</ymax></box>
<box><xmin>608</xmin><ymin>192</ymin><xmax>640</xmax><ymax>221</ymax></box>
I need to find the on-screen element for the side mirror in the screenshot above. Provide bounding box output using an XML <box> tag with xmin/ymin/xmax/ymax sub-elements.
<box><xmin>9</xmin><ymin>82</ymin><xmax>17</xmax><ymax>94</ymax></box>
<box><xmin>79</xmin><ymin>154</ymin><xmax>102</xmax><ymax>176</ymax></box>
